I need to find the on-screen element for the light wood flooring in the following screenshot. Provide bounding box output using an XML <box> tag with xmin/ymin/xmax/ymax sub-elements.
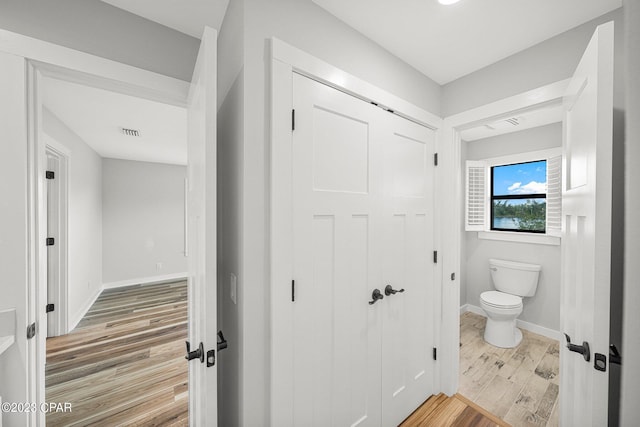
<box><xmin>400</xmin><ymin>393</ymin><xmax>511</xmax><ymax>427</ymax></box>
<box><xmin>458</xmin><ymin>312</ymin><xmax>560</xmax><ymax>427</ymax></box>
<box><xmin>45</xmin><ymin>281</ymin><xmax>188</xmax><ymax>426</ymax></box>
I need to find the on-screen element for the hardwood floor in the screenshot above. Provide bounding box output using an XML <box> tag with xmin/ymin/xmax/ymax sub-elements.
<box><xmin>400</xmin><ymin>393</ymin><xmax>511</xmax><ymax>427</ymax></box>
<box><xmin>458</xmin><ymin>312</ymin><xmax>560</xmax><ymax>427</ymax></box>
<box><xmin>46</xmin><ymin>281</ymin><xmax>188</xmax><ymax>426</ymax></box>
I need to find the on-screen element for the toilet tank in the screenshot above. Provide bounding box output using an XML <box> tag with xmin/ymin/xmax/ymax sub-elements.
<box><xmin>489</xmin><ymin>258</ymin><xmax>542</xmax><ymax>297</ymax></box>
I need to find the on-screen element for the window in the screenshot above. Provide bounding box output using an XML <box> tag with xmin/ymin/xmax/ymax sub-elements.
<box><xmin>465</xmin><ymin>148</ymin><xmax>562</xmax><ymax>244</ymax></box>
<box><xmin>491</xmin><ymin>160</ymin><xmax>546</xmax><ymax>233</ymax></box>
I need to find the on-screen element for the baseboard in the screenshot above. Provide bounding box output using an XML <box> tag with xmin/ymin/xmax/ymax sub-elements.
<box><xmin>460</xmin><ymin>303</ymin><xmax>561</xmax><ymax>341</ymax></box>
<box><xmin>68</xmin><ymin>286</ymin><xmax>101</xmax><ymax>332</ymax></box>
<box><xmin>102</xmin><ymin>272</ymin><xmax>188</xmax><ymax>290</ymax></box>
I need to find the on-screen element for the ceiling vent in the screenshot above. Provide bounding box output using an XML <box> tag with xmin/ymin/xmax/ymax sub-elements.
<box><xmin>121</xmin><ymin>128</ymin><xmax>141</xmax><ymax>137</ymax></box>
<box><xmin>484</xmin><ymin>116</ymin><xmax>522</xmax><ymax>131</ymax></box>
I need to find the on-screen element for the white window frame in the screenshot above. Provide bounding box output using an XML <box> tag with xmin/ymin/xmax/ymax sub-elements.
<box><xmin>466</xmin><ymin>147</ymin><xmax>562</xmax><ymax>246</ymax></box>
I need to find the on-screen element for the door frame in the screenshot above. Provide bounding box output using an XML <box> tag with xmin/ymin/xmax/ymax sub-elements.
<box><xmin>0</xmin><ymin>28</ymin><xmax>190</xmax><ymax>426</ymax></box>
<box><xmin>44</xmin><ymin>142</ymin><xmax>70</xmax><ymax>337</ymax></box>
<box><xmin>269</xmin><ymin>37</ymin><xmax>443</xmax><ymax>426</ymax></box>
<box><xmin>438</xmin><ymin>79</ymin><xmax>570</xmax><ymax>395</ymax></box>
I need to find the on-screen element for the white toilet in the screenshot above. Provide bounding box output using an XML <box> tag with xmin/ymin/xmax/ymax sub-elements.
<box><xmin>480</xmin><ymin>258</ymin><xmax>541</xmax><ymax>348</ymax></box>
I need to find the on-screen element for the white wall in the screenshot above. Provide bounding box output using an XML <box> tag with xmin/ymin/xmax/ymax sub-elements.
<box><xmin>216</xmin><ymin>73</ymin><xmax>244</xmax><ymax>427</ymax></box>
<box><xmin>621</xmin><ymin>0</ymin><xmax>640</xmax><ymax>424</ymax></box>
<box><xmin>102</xmin><ymin>158</ymin><xmax>187</xmax><ymax>286</ymax></box>
<box><xmin>43</xmin><ymin>108</ymin><xmax>103</xmax><ymax>330</ymax></box>
<box><xmin>0</xmin><ymin>51</ymin><xmax>28</xmax><ymax>427</ymax></box>
<box><xmin>462</xmin><ymin>123</ymin><xmax>562</xmax><ymax>331</ymax></box>
<box><xmin>0</xmin><ymin>0</ymin><xmax>200</xmax><ymax>82</ymax></box>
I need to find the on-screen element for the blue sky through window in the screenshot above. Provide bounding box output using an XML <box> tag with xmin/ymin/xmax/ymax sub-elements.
<box><xmin>493</xmin><ymin>160</ymin><xmax>546</xmax><ymax>201</ymax></box>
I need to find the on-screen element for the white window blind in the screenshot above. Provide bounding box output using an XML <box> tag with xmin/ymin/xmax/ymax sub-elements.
<box><xmin>546</xmin><ymin>155</ymin><xmax>562</xmax><ymax>236</ymax></box>
<box><xmin>465</xmin><ymin>160</ymin><xmax>487</xmax><ymax>231</ymax></box>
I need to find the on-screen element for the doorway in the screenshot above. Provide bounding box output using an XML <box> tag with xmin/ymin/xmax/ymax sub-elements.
<box><xmin>39</xmin><ymin>74</ymin><xmax>191</xmax><ymax>425</ymax></box>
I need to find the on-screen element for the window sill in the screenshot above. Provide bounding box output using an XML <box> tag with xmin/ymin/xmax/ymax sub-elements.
<box><xmin>477</xmin><ymin>231</ymin><xmax>560</xmax><ymax>246</ymax></box>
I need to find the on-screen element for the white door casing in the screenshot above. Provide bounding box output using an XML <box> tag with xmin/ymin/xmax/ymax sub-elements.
<box><xmin>186</xmin><ymin>26</ymin><xmax>218</xmax><ymax>427</ymax></box>
<box><xmin>291</xmin><ymin>73</ymin><xmax>436</xmax><ymax>426</ymax></box>
<box><xmin>0</xmin><ymin>27</ymin><xmax>204</xmax><ymax>427</ymax></box>
<box><xmin>380</xmin><ymin>113</ymin><xmax>436</xmax><ymax>426</ymax></box>
<box><xmin>560</xmin><ymin>22</ymin><xmax>614</xmax><ymax>426</ymax></box>
<box><xmin>270</xmin><ymin>38</ymin><xmax>443</xmax><ymax>427</ymax></box>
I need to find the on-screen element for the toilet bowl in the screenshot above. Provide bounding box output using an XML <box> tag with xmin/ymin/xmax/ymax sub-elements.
<box><xmin>480</xmin><ymin>259</ymin><xmax>541</xmax><ymax>348</ymax></box>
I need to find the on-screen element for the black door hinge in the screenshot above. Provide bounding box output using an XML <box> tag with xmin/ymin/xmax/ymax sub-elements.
<box><xmin>46</xmin><ymin>237</ymin><xmax>55</xmax><ymax>246</ymax></box>
<box><xmin>433</xmin><ymin>251</ymin><xmax>438</xmax><ymax>263</ymax></box>
<box><xmin>292</xmin><ymin>280</ymin><xmax>295</xmax><ymax>302</ymax></box>
<box><xmin>46</xmin><ymin>170</ymin><xmax>55</xmax><ymax>179</ymax></box>
<box><xmin>27</xmin><ymin>322</ymin><xmax>36</xmax><ymax>339</ymax></box>
<box><xmin>434</xmin><ymin>153</ymin><xmax>438</xmax><ymax>166</ymax></box>
<box><xmin>292</xmin><ymin>109</ymin><xmax>296</xmax><ymax>131</ymax></box>
<box><xmin>46</xmin><ymin>303</ymin><xmax>55</xmax><ymax>313</ymax></box>
<box><xmin>433</xmin><ymin>347</ymin><xmax>437</xmax><ymax>360</ymax></box>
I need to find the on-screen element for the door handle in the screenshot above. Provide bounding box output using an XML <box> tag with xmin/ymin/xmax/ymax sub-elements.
<box><xmin>185</xmin><ymin>341</ymin><xmax>204</xmax><ymax>363</ymax></box>
<box><xmin>368</xmin><ymin>289</ymin><xmax>384</xmax><ymax>305</ymax></box>
<box><xmin>217</xmin><ymin>330</ymin><xmax>228</xmax><ymax>351</ymax></box>
<box><xmin>384</xmin><ymin>284</ymin><xmax>405</xmax><ymax>296</ymax></box>
<box><xmin>564</xmin><ymin>333</ymin><xmax>590</xmax><ymax>362</ymax></box>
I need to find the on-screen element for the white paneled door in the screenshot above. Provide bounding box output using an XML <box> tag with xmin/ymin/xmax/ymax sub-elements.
<box><xmin>292</xmin><ymin>73</ymin><xmax>435</xmax><ymax>426</ymax></box>
<box><xmin>380</xmin><ymin>114</ymin><xmax>435</xmax><ymax>426</ymax></box>
<box><xmin>560</xmin><ymin>22</ymin><xmax>613</xmax><ymax>426</ymax></box>
<box><xmin>186</xmin><ymin>26</ymin><xmax>218</xmax><ymax>426</ymax></box>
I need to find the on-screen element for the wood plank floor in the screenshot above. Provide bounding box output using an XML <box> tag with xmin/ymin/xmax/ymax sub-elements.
<box><xmin>458</xmin><ymin>312</ymin><xmax>560</xmax><ymax>427</ymax></box>
<box><xmin>400</xmin><ymin>393</ymin><xmax>511</xmax><ymax>427</ymax></box>
<box><xmin>45</xmin><ymin>281</ymin><xmax>188</xmax><ymax>427</ymax></box>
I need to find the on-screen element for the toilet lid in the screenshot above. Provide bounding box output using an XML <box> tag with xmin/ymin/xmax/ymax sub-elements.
<box><xmin>481</xmin><ymin>291</ymin><xmax>522</xmax><ymax>309</ymax></box>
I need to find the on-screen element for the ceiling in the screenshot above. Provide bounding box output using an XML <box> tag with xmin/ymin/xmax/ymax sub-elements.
<box><xmin>100</xmin><ymin>0</ymin><xmax>229</xmax><ymax>38</ymax></box>
<box><xmin>42</xmin><ymin>77</ymin><xmax>187</xmax><ymax>165</ymax></box>
<box><xmin>313</xmin><ymin>0</ymin><xmax>621</xmax><ymax>85</ymax></box>
<box><xmin>100</xmin><ymin>0</ymin><xmax>620</xmax><ymax>85</ymax></box>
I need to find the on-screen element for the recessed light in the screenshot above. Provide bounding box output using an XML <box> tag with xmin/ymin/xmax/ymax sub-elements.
<box><xmin>439</xmin><ymin>0</ymin><xmax>461</xmax><ymax>5</ymax></box>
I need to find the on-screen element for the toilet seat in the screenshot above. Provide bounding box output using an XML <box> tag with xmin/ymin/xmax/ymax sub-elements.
<box><xmin>480</xmin><ymin>291</ymin><xmax>522</xmax><ymax>309</ymax></box>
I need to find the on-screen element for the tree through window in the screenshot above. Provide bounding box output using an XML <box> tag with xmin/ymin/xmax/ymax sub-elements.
<box><xmin>491</xmin><ymin>160</ymin><xmax>547</xmax><ymax>232</ymax></box>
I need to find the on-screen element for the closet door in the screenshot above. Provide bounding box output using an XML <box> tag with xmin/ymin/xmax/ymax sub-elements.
<box><xmin>291</xmin><ymin>74</ymin><xmax>383</xmax><ymax>427</ymax></box>
<box><xmin>380</xmin><ymin>113</ymin><xmax>436</xmax><ymax>426</ymax></box>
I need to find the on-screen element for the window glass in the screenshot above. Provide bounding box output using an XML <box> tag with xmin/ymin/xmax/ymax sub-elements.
<box><xmin>491</xmin><ymin>160</ymin><xmax>546</xmax><ymax>233</ymax></box>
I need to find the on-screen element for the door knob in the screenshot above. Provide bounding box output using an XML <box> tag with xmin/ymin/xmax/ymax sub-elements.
<box><xmin>369</xmin><ymin>289</ymin><xmax>384</xmax><ymax>305</ymax></box>
<box><xmin>384</xmin><ymin>284</ymin><xmax>405</xmax><ymax>296</ymax></box>
<box><xmin>185</xmin><ymin>341</ymin><xmax>205</xmax><ymax>363</ymax></box>
<box><xmin>564</xmin><ymin>333</ymin><xmax>590</xmax><ymax>362</ymax></box>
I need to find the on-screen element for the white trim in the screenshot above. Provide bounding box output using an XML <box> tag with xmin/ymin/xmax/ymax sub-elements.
<box><xmin>0</xmin><ymin>29</ymin><xmax>189</xmax><ymax>106</ymax></box>
<box><xmin>68</xmin><ymin>286</ymin><xmax>102</xmax><ymax>332</ymax></box>
<box><xmin>478</xmin><ymin>231</ymin><xmax>561</xmax><ymax>246</ymax></box>
<box><xmin>439</xmin><ymin>79</ymin><xmax>570</xmax><ymax>396</ymax></box>
<box><xmin>270</xmin><ymin>38</ymin><xmax>443</xmax><ymax>426</ymax></box>
<box><xmin>460</xmin><ymin>304</ymin><xmax>562</xmax><ymax>341</ymax></box>
<box><xmin>483</xmin><ymin>147</ymin><xmax>562</xmax><ymax>167</ymax></box>
<box><xmin>102</xmin><ymin>272</ymin><xmax>188</xmax><ymax>290</ymax></box>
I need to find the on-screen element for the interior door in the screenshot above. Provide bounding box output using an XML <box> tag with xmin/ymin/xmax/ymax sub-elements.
<box><xmin>381</xmin><ymin>113</ymin><xmax>436</xmax><ymax>426</ymax></box>
<box><xmin>560</xmin><ymin>22</ymin><xmax>613</xmax><ymax>426</ymax></box>
<box><xmin>46</xmin><ymin>151</ymin><xmax>60</xmax><ymax>337</ymax></box>
<box><xmin>292</xmin><ymin>73</ymin><xmax>383</xmax><ymax>427</ymax></box>
<box><xmin>186</xmin><ymin>26</ymin><xmax>218</xmax><ymax>426</ymax></box>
